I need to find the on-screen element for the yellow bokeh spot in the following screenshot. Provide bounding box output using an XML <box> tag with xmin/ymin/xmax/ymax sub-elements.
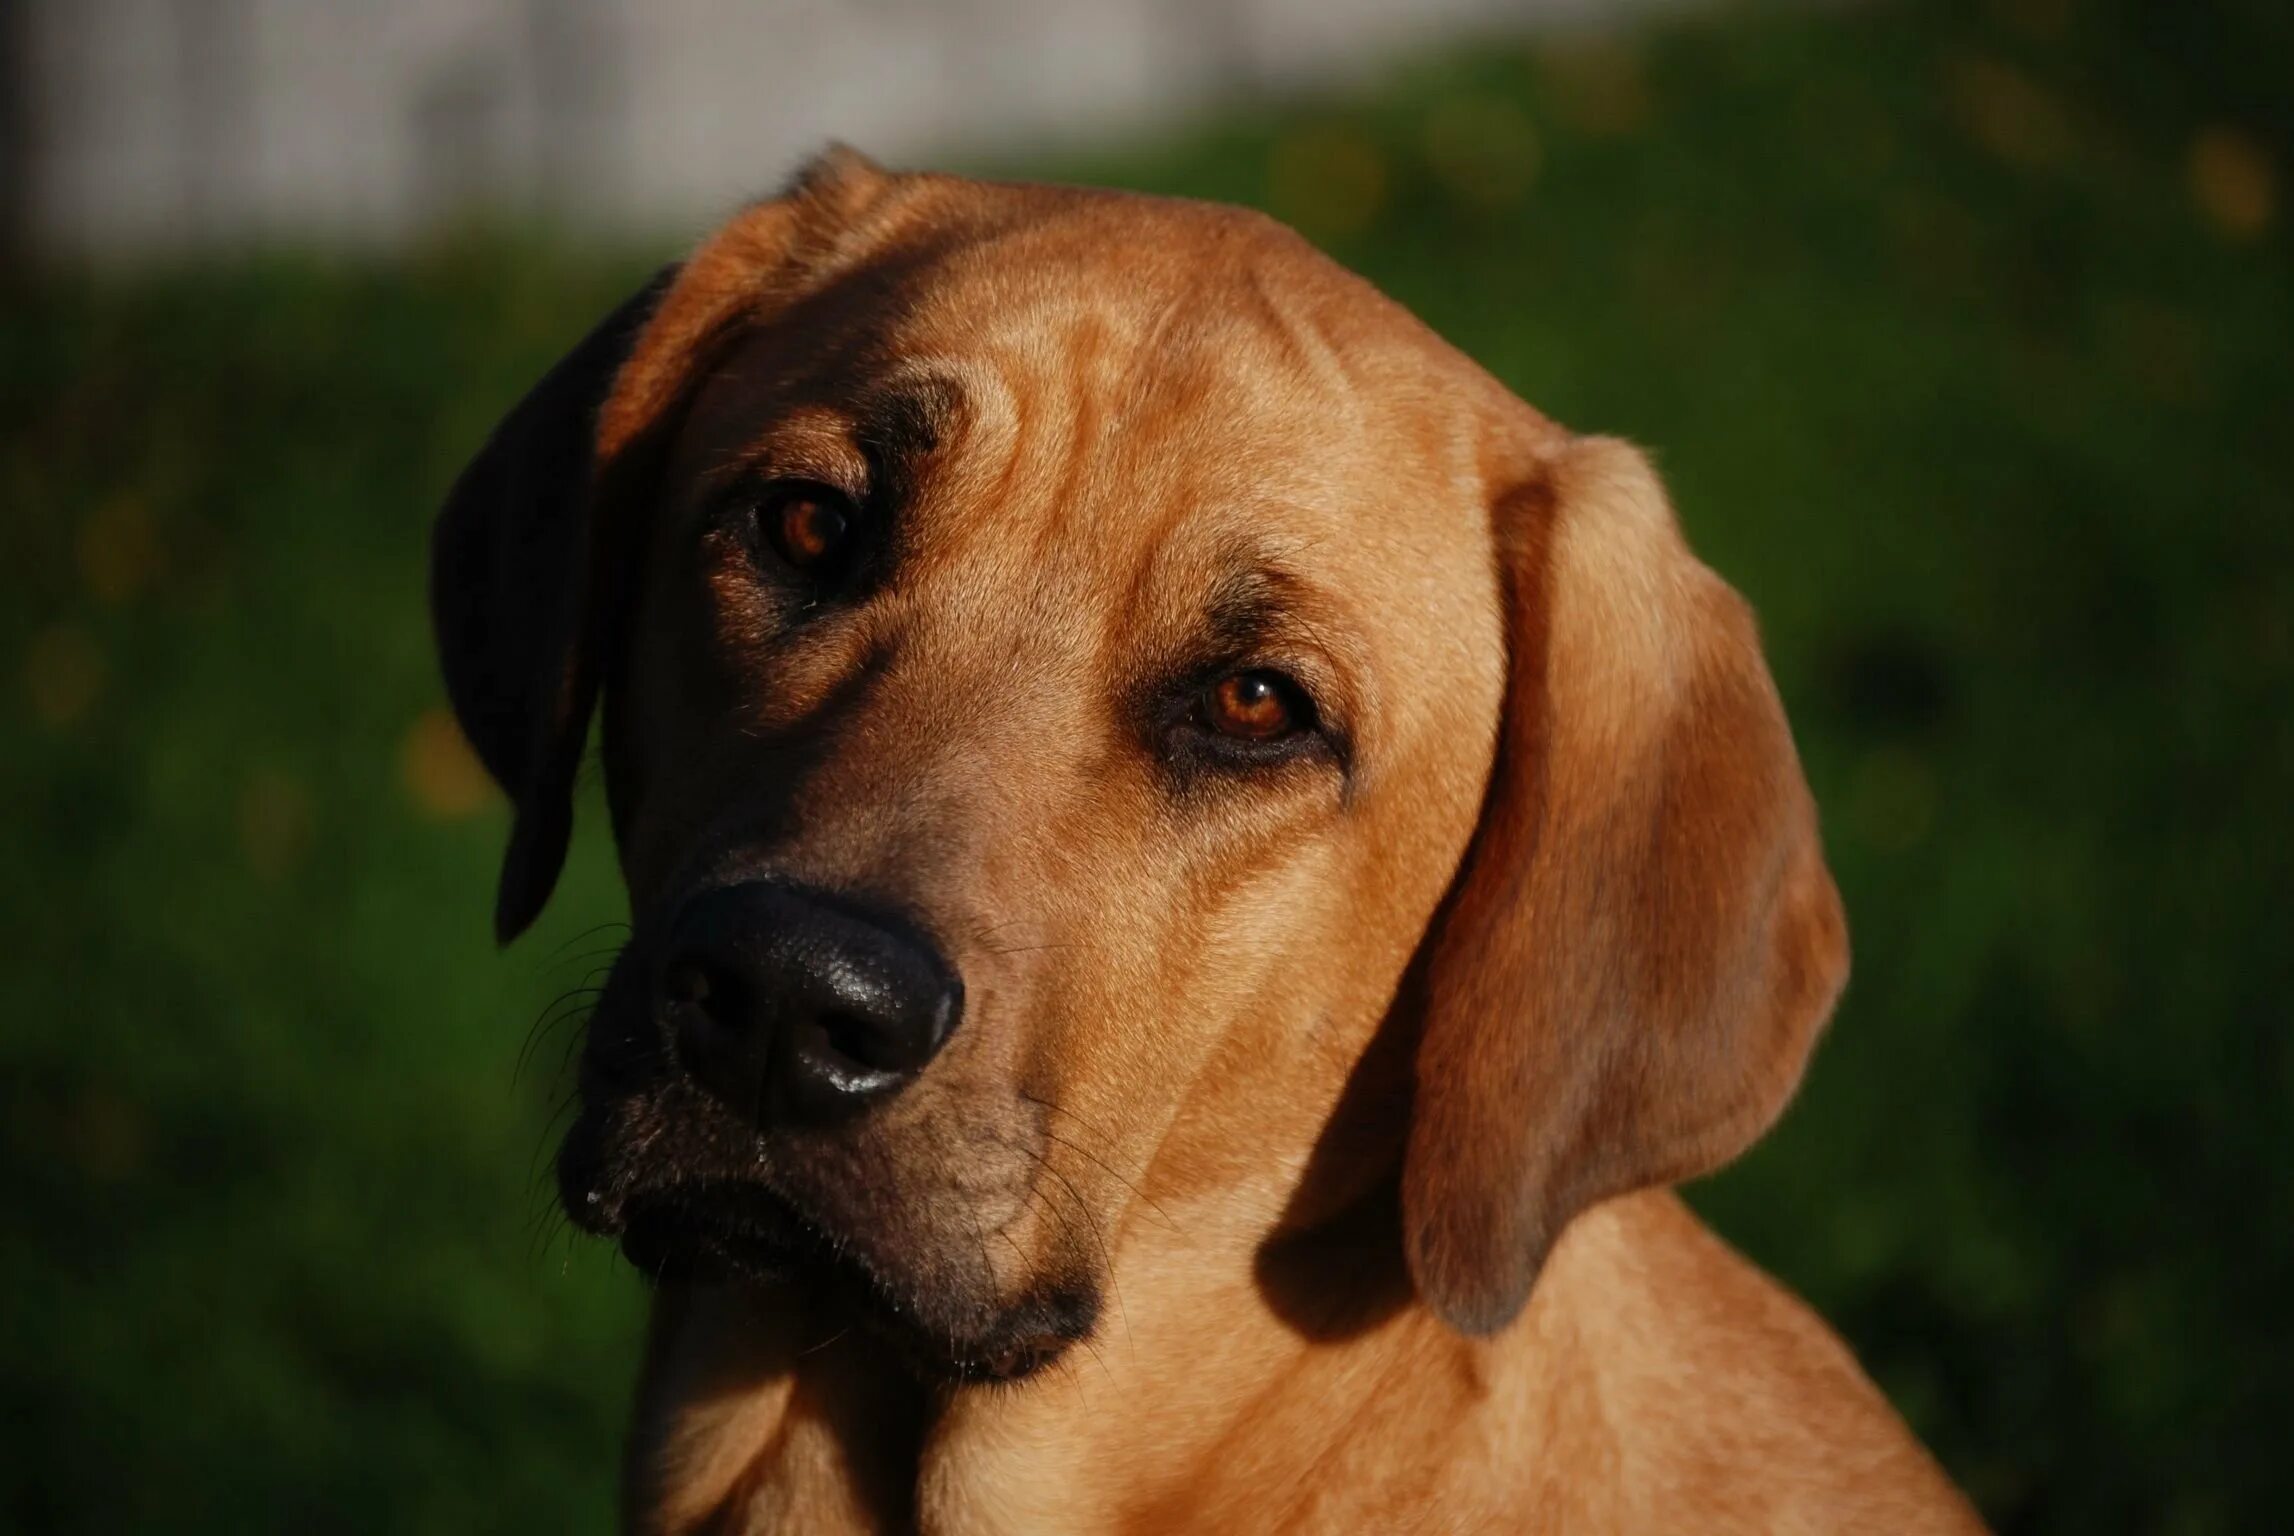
<box><xmin>2188</xmin><ymin>126</ymin><xmax>2273</xmax><ymax>241</ymax></box>
<box><xmin>1947</xmin><ymin>54</ymin><xmax>2074</xmax><ymax>170</ymax></box>
<box><xmin>1994</xmin><ymin>0</ymin><xmax>2073</xmax><ymax>42</ymax></box>
<box><xmin>1268</xmin><ymin>127</ymin><xmax>1389</xmax><ymax>241</ymax></box>
<box><xmin>23</xmin><ymin>624</ymin><xmax>105</xmax><ymax>729</ymax></box>
<box><xmin>77</xmin><ymin>494</ymin><xmax>160</xmax><ymax>607</ymax></box>
<box><xmin>1536</xmin><ymin>41</ymin><xmax>1652</xmax><ymax>138</ymax></box>
<box><xmin>2103</xmin><ymin>298</ymin><xmax>2207</xmax><ymax>406</ymax></box>
<box><xmin>400</xmin><ymin>704</ymin><xmax>496</xmax><ymax>820</ymax></box>
<box><xmin>1423</xmin><ymin>95</ymin><xmax>1542</xmax><ymax>211</ymax></box>
<box><xmin>65</xmin><ymin>1089</ymin><xmax>145</xmax><ymax>1183</ymax></box>
<box><xmin>238</xmin><ymin>766</ymin><xmax>315</xmax><ymax>881</ymax></box>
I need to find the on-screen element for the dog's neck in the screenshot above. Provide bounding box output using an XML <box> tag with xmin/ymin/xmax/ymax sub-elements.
<box><xmin>621</xmin><ymin>1189</ymin><xmax>1609</xmax><ymax>1536</ymax></box>
<box><xmin>623</xmin><ymin>1280</ymin><xmax>925</xmax><ymax>1534</ymax></box>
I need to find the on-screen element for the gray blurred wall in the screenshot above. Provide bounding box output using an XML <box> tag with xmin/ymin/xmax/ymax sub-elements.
<box><xmin>7</xmin><ymin>0</ymin><xmax>1654</xmax><ymax>257</ymax></box>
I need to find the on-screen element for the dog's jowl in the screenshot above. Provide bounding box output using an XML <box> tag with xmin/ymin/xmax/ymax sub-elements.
<box><xmin>432</xmin><ymin>150</ymin><xmax>1986</xmax><ymax>1534</ymax></box>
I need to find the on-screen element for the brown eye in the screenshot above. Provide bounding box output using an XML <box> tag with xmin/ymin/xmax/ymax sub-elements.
<box><xmin>765</xmin><ymin>489</ymin><xmax>852</xmax><ymax>572</ymax></box>
<box><xmin>1207</xmin><ymin>670</ymin><xmax>1307</xmax><ymax>740</ymax></box>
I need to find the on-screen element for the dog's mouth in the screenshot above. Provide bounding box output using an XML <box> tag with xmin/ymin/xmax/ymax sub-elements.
<box><xmin>614</xmin><ymin>1179</ymin><xmax>1092</xmax><ymax>1383</ymax></box>
<box><xmin>616</xmin><ymin>1179</ymin><xmax>814</xmax><ymax>1286</ymax></box>
<box><xmin>560</xmin><ymin>1093</ymin><xmax>1098</xmax><ymax>1385</ymax></box>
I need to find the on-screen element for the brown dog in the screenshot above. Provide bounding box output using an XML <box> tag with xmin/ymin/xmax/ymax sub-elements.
<box><xmin>433</xmin><ymin>150</ymin><xmax>1985</xmax><ymax>1533</ymax></box>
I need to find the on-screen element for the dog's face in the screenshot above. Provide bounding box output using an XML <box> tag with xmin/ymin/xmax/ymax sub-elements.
<box><xmin>433</xmin><ymin>154</ymin><xmax>1847</xmax><ymax>1381</ymax></box>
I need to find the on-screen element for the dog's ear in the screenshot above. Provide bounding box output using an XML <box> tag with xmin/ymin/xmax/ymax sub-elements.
<box><xmin>429</xmin><ymin>266</ymin><xmax>678</xmax><ymax>943</ymax></box>
<box><xmin>1401</xmin><ymin>436</ymin><xmax>1848</xmax><ymax>1336</ymax></box>
<box><xmin>431</xmin><ymin>147</ymin><xmax>894</xmax><ymax>942</ymax></box>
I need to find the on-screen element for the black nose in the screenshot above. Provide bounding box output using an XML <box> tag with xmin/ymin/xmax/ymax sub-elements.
<box><xmin>662</xmin><ymin>882</ymin><xmax>962</xmax><ymax>1124</ymax></box>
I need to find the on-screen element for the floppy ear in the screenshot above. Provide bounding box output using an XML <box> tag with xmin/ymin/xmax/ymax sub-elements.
<box><xmin>430</xmin><ymin>147</ymin><xmax>896</xmax><ymax>942</ymax></box>
<box><xmin>1401</xmin><ymin>436</ymin><xmax>1849</xmax><ymax>1336</ymax></box>
<box><xmin>429</xmin><ymin>267</ymin><xmax>680</xmax><ymax>943</ymax></box>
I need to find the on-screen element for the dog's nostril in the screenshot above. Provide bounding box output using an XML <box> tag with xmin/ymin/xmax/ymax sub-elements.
<box><xmin>813</xmin><ymin>1007</ymin><xmax>910</xmax><ymax>1077</ymax></box>
<box><xmin>796</xmin><ymin>1013</ymin><xmax>907</xmax><ymax>1093</ymax></box>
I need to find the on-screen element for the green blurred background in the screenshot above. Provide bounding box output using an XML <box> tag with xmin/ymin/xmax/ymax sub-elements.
<box><xmin>5</xmin><ymin>0</ymin><xmax>2290</xmax><ymax>1530</ymax></box>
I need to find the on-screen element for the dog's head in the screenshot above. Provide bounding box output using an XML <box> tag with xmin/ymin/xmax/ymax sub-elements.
<box><xmin>432</xmin><ymin>152</ymin><xmax>1845</xmax><ymax>1379</ymax></box>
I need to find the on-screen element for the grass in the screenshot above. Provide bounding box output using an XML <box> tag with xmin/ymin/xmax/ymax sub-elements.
<box><xmin>5</xmin><ymin>2</ymin><xmax>2290</xmax><ymax>1530</ymax></box>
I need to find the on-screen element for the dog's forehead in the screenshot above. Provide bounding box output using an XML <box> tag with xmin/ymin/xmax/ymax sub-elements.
<box><xmin>891</xmin><ymin>191</ymin><xmax>1492</xmax><ymax>478</ymax></box>
<box><xmin>680</xmin><ymin>189</ymin><xmax>1513</xmax><ymax>609</ymax></box>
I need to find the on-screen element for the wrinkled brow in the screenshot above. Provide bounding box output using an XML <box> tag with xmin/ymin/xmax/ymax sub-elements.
<box><xmin>1202</xmin><ymin>551</ymin><xmax>1348</xmax><ymax>657</ymax></box>
<box><xmin>853</xmin><ymin>375</ymin><xmax>962</xmax><ymax>492</ymax></box>
<box><xmin>711</xmin><ymin>375</ymin><xmax>963</xmax><ymax>499</ymax></box>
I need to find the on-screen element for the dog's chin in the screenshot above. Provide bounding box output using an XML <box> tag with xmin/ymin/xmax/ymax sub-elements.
<box><xmin>613</xmin><ymin>1182</ymin><xmax>1094</xmax><ymax>1384</ymax></box>
<box><xmin>562</xmin><ymin>1112</ymin><xmax>1097</xmax><ymax>1385</ymax></box>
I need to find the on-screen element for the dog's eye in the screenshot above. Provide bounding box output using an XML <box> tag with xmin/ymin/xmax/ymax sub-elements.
<box><xmin>761</xmin><ymin>486</ymin><xmax>855</xmax><ymax>574</ymax></box>
<box><xmin>1205</xmin><ymin>669</ymin><xmax>1313</xmax><ymax>741</ymax></box>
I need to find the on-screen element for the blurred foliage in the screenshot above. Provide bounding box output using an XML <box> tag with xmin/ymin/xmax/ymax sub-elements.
<box><xmin>3</xmin><ymin>1</ymin><xmax>2289</xmax><ymax>1531</ymax></box>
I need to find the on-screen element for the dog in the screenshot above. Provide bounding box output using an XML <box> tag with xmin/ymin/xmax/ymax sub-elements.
<box><xmin>432</xmin><ymin>149</ymin><xmax>1986</xmax><ymax>1533</ymax></box>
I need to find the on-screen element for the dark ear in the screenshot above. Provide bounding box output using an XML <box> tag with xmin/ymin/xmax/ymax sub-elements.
<box><xmin>1401</xmin><ymin>436</ymin><xmax>1849</xmax><ymax>1335</ymax></box>
<box><xmin>430</xmin><ymin>147</ymin><xmax>897</xmax><ymax>943</ymax></box>
<box><xmin>429</xmin><ymin>268</ymin><xmax>678</xmax><ymax>943</ymax></box>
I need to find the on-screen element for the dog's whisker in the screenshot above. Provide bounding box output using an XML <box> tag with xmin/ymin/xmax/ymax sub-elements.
<box><xmin>1016</xmin><ymin>1183</ymin><xmax>1085</xmax><ymax>1298</ymax></box>
<box><xmin>1038</xmin><ymin>1126</ymin><xmax>1180</xmax><ymax>1235</ymax></box>
<box><xmin>516</xmin><ymin>986</ymin><xmax>595</xmax><ymax>1050</ymax></box>
<box><xmin>536</xmin><ymin>986</ymin><xmax>606</xmax><ymax>1013</ymax></box>
<box><xmin>522</xmin><ymin>1174</ymin><xmax>577</xmax><ymax>1268</ymax></box>
<box><xmin>993</xmin><ymin>1226</ymin><xmax>1031</xmax><ymax>1284</ymax></box>
<box><xmin>527</xmin><ymin>1085</ymin><xmax>584</xmax><ymax>1184</ymax></box>
<box><xmin>1019</xmin><ymin>1145</ymin><xmax>1134</xmax><ymax>1367</ymax></box>
<box><xmin>515</xmin><ymin>1008</ymin><xmax>595</xmax><ymax>1094</ymax></box>
<box><xmin>534</xmin><ymin>919</ymin><xmax>633</xmax><ymax>968</ymax></box>
<box><xmin>514</xmin><ymin>986</ymin><xmax>606</xmax><ymax>1085</ymax></box>
<box><xmin>539</xmin><ymin>945</ymin><xmax>628</xmax><ymax>981</ymax></box>
<box><xmin>968</xmin><ymin>916</ymin><xmax>1037</xmax><ymax>945</ymax></box>
<box><xmin>1016</xmin><ymin>1091</ymin><xmax>1182</xmax><ymax>1234</ymax></box>
<box><xmin>1068</xmin><ymin>1320</ymin><xmax>1114</xmax><ymax>1390</ymax></box>
<box><xmin>958</xmin><ymin>1207</ymin><xmax>1003</xmax><ymax>1372</ymax></box>
<box><xmin>1013</xmin><ymin>1088</ymin><xmax>1117</xmax><ymax>1144</ymax></box>
<box><xmin>551</xmin><ymin>1013</ymin><xmax>604</xmax><ymax>1087</ymax></box>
